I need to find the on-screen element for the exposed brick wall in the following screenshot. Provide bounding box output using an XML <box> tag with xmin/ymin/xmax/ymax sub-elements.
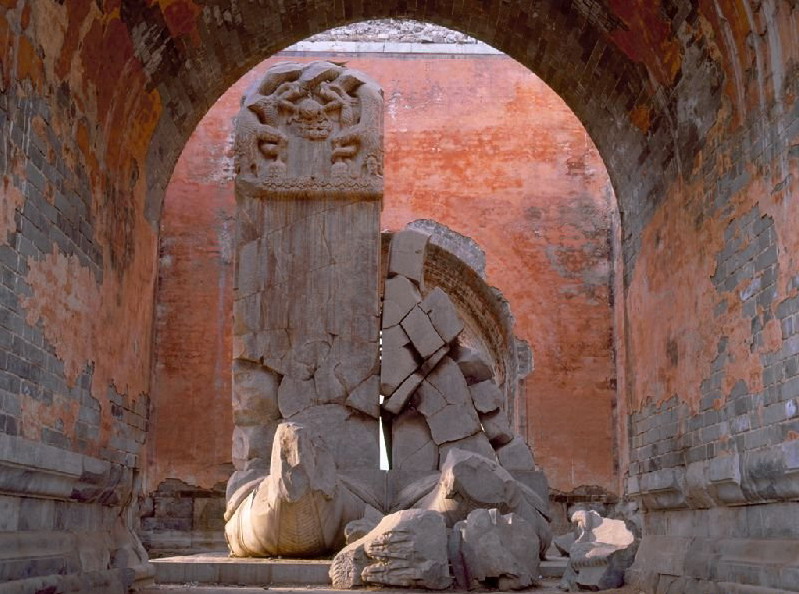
<box><xmin>2</xmin><ymin>0</ymin><xmax>799</xmax><ymax>590</ymax></box>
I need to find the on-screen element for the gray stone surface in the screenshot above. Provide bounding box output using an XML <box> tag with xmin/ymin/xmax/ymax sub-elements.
<box><xmin>420</xmin><ymin>288</ymin><xmax>464</xmax><ymax>344</ymax></box>
<box><xmin>330</xmin><ymin>509</ymin><xmax>451</xmax><ymax>590</ymax></box>
<box><xmin>470</xmin><ymin>379</ymin><xmax>504</xmax><ymax>413</ymax></box>
<box><xmin>496</xmin><ymin>436</ymin><xmax>536</xmax><ymax>470</ymax></box>
<box><xmin>345</xmin><ymin>375</ymin><xmax>380</xmax><ymax>419</ymax></box>
<box><xmin>558</xmin><ymin>510</ymin><xmax>636</xmax><ymax>592</ymax></box>
<box><xmin>391</xmin><ymin>410</ymin><xmax>438</xmax><ymax>472</ymax></box>
<box><xmin>453</xmin><ymin>343</ymin><xmax>494</xmax><ymax>384</ymax></box>
<box><xmin>383</xmin><ymin>372</ymin><xmax>423</xmax><ymax>415</ymax></box>
<box><xmin>454</xmin><ymin>508</ymin><xmax>540</xmax><ymax>590</ymax></box>
<box><xmin>426</xmin><ymin>356</ymin><xmax>472</xmax><ymax>406</ymax></box>
<box><xmin>387</xmin><ymin>229</ymin><xmax>430</xmax><ymax>287</ymax></box>
<box><xmin>380</xmin><ymin>344</ymin><xmax>419</xmax><ymax>397</ymax></box>
<box><xmin>439</xmin><ymin>432</ymin><xmax>496</xmax><ymax>465</ymax></box>
<box><xmin>480</xmin><ymin>408</ymin><xmax>514</xmax><ymax>446</ymax></box>
<box><xmin>382</xmin><ymin>276</ymin><xmax>422</xmax><ymax>329</ymax></box>
<box><xmin>426</xmin><ymin>404</ymin><xmax>481</xmax><ymax>445</ymax></box>
<box><xmin>401</xmin><ymin>305</ymin><xmax>445</xmax><ymax>359</ymax></box>
<box><xmin>232</xmin><ymin>61</ymin><xmax>384</xmax><ymax>485</ymax></box>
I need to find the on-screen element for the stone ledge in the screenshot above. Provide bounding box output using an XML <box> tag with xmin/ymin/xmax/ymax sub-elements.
<box><xmin>0</xmin><ymin>433</ymin><xmax>133</xmax><ymax>504</ymax></box>
<box><xmin>152</xmin><ymin>553</ymin><xmax>332</xmax><ymax>587</ymax></box>
<box><xmin>628</xmin><ymin>441</ymin><xmax>799</xmax><ymax>510</ymax></box>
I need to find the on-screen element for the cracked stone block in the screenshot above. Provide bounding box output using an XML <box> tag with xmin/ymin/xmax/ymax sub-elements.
<box><xmin>419</xmin><ymin>344</ymin><xmax>450</xmax><ymax>376</ymax></box>
<box><xmin>439</xmin><ymin>431</ymin><xmax>496</xmax><ymax>465</ymax></box>
<box><xmin>401</xmin><ymin>305</ymin><xmax>445</xmax><ymax>359</ymax></box>
<box><xmin>291</xmin><ymin>404</ymin><xmax>379</xmax><ymax>470</ymax></box>
<box><xmin>380</xmin><ymin>344</ymin><xmax>419</xmax><ymax>396</ymax></box>
<box><xmin>346</xmin><ymin>374</ymin><xmax>380</xmax><ymax>418</ymax></box>
<box><xmin>426</xmin><ymin>356</ymin><xmax>471</xmax><ymax>406</ymax></box>
<box><xmin>470</xmin><ymin>379</ymin><xmax>503</xmax><ymax>413</ymax></box>
<box><xmin>232</xmin><ymin>360</ymin><xmax>280</xmax><ymax>426</ymax></box>
<box><xmin>480</xmin><ymin>408</ymin><xmax>514</xmax><ymax>446</ymax></box>
<box><xmin>232</xmin><ymin>424</ymin><xmax>277</xmax><ymax>469</ymax></box>
<box><xmin>383</xmin><ymin>372</ymin><xmax>423</xmax><ymax>415</ymax></box>
<box><xmin>426</xmin><ymin>403</ymin><xmax>481</xmax><ymax>445</ymax></box>
<box><xmin>382</xmin><ymin>323</ymin><xmax>410</xmax><ymax>350</ymax></box>
<box><xmin>415</xmin><ymin>379</ymin><xmax>447</xmax><ymax>418</ymax></box>
<box><xmin>496</xmin><ymin>436</ymin><xmax>535</xmax><ymax>470</ymax></box>
<box><xmin>382</xmin><ymin>275</ymin><xmax>422</xmax><ymax>328</ymax></box>
<box><xmin>559</xmin><ymin>510</ymin><xmax>637</xmax><ymax>591</ymax></box>
<box><xmin>421</xmin><ymin>287</ymin><xmax>464</xmax><ymax>344</ymax></box>
<box><xmin>313</xmin><ymin>361</ymin><xmax>347</xmax><ymax>405</ymax></box>
<box><xmin>387</xmin><ymin>229</ymin><xmax>430</xmax><ymax>288</ymax></box>
<box><xmin>454</xmin><ymin>508</ymin><xmax>540</xmax><ymax>590</ymax></box>
<box><xmin>392</xmin><ymin>410</ymin><xmax>439</xmax><ymax>471</ymax></box>
<box><xmin>453</xmin><ymin>343</ymin><xmax>494</xmax><ymax>385</ymax></box>
<box><xmin>330</xmin><ymin>509</ymin><xmax>452</xmax><ymax>590</ymax></box>
<box><xmin>277</xmin><ymin>376</ymin><xmax>315</xmax><ymax>418</ymax></box>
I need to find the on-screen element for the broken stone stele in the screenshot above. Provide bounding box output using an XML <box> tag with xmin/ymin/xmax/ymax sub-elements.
<box><xmin>226</xmin><ymin>61</ymin><xmax>553</xmax><ymax>581</ymax></box>
<box><xmin>226</xmin><ymin>61</ymin><xmax>385</xmax><ymax>556</ymax></box>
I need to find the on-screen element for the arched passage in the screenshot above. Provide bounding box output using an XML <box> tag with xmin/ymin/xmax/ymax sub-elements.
<box><xmin>2</xmin><ymin>1</ymin><xmax>798</xmax><ymax>592</ymax></box>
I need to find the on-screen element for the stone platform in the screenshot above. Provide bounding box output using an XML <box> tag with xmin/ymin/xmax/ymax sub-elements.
<box><xmin>151</xmin><ymin>552</ymin><xmax>567</xmax><ymax>588</ymax></box>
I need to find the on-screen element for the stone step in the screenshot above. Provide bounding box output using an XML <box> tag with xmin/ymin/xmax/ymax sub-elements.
<box><xmin>152</xmin><ymin>553</ymin><xmax>332</xmax><ymax>587</ymax></box>
<box><xmin>152</xmin><ymin>552</ymin><xmax>567</xmax><ymax>588</ymax></box>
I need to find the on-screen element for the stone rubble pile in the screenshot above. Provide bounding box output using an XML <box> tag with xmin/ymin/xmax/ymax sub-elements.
<box><xmin>557</xmin><ymin>509</ymin><xmax>638</xmax><ymax>592</ymax></box>
<box><xmin>382</xmin><ymin>229</ymin><xmax>536</xmax><ymax>473</ymax></box>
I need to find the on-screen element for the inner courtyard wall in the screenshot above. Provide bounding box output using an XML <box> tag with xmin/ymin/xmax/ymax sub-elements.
<box><xmin>146</xmin><ymin>47</ymin><xmax>617</xmax><ymax>553</ymax></box>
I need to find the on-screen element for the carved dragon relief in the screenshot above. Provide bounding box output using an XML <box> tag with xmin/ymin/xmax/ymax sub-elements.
<box><xmin>235</xmin><ymin>61</ymin><xmax>384</xmax><ymax>199</ymax></box>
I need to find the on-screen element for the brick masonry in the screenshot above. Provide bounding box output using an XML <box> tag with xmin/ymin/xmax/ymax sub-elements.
<box><xmin>1</xmin><ymin>0</ymin><xmax>798</xmax><ymax>591</ymax></box>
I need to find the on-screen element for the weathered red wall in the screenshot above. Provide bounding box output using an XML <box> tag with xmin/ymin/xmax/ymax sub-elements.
<box><xmin>150</xmin><ymin>52</ymin><xmax>617</xmax><ymax>496</ymax></box>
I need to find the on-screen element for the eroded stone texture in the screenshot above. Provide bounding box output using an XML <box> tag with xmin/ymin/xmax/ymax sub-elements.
<box><xmin>225</xmin><ymin>422</ymin><xmax>371</xmax><ymax>557</ymax></box>
<box><xmin>330</xmin><ymin>509</ymin><xmax>452</xmax><ymax>590</ymax></box>
<box><xmin>558</xmin><ymin>510</ymin><xmax>637</xmax><ymax>592</ymax></box>
<box><xmin>231</xmin><ymin>61</ymin><xmax>384</xmax><ymax>484</ymax></box>
<box><xmin>453</xmin><ymin>508</ymin><xmax>540</xmax><ymax>590</ymax></box>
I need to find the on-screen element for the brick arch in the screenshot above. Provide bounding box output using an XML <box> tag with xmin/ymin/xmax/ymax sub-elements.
<box><xmin>134</xmin><ymin>0</ymin><xmax>690</xmax><ymax>250</ymax></box>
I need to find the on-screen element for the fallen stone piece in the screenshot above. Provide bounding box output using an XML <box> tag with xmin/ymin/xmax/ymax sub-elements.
<box><xmin>344</xmin><ymin>505</ymin><xmax>383</xmax><ymax>544</ymax></box>
<box><xmin>387</xmin><ymin>229</ymin><xmax>430</xmax><ymax>288</ymax></box>
<box><xmin>408</xmin><ymin>449</ymin><xmax>552</xmax><ymax>561</ymax></box>
<box><xmin>380</xmin><ymin>344</ymin><xmax>419</xmax><ymax>396</ymax></box>
<box><xmin>480</xmin><ymin>408</ymin><xmax>514</xmax><ymax>446</ymax></box>
<box><xmin>382</xmin><ymin>276</ymin><xmax>422</xmax><ymax>328</ymax></box>
<box><xmin>438</xmin><ymin>431</ymin><xmax>496</xmax><ymax>466</ymax></box>
<box><xmin>454</xmin><ymin>508</ymin><xmax>540</xmax><ymax>590</ymax></box>
<box><xmin>330</xmin><ymin>509</ymin><xmax>452</xmax><ymax>590</ymax></box>
<box><xmin>558</xmin><ymin>510</ymin><xmax>638</xmax><ymax>592</ymax></box>
<box><xmin>496</xmin><ymin>435</ymin><xmax>536</xmax><ymax>470</ymax></box>
<box><xmin>453</xmin><ymin>343</ymin><xmax>494</xmax><ymax>385</ymax></box>
<box><xmin>426</xmin><ymin>403</ymin><xmax>481</xmax><ymax>445</ymax></box>
<box><xmin>401</xmin><ymin>305</ymin><xmax>445</xmax><ymax>359</ymax></box>
<box><xmin>554</xmin><ymin>532</ymin><xmax>576</xmax><ymax>557</ymax></box>
<box><xmin>420</xmin><ymin>287</ymin><xmax>464</xmax><ymax>344</ymax></box>
<box><xmin>469</xmin><ymin>379</ymin><xmax>504</xmax><ymax>413</ymax></box>
<box><xmin>225</xmin><ymin>422</ymin><xmax>371</xmax><ymax>557</ymax></box>
<box><xmin>426</xmin><ymin>356</ymin><xmax>471</xmax><ymax>406</ymax></box>
<box><xmin>415</xmin><ymin>378</ymin><xmax>447</xmax><ymax>417</ymax></box>
<box><xmin>415</xmin><ymin>449</ymin><xmax>523</xmax><ymax>526</ymax></box>
<box><xmin>383</xmin><ymin>372</ymin><xmax>423</xmax><ymax>415</ymax></box>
